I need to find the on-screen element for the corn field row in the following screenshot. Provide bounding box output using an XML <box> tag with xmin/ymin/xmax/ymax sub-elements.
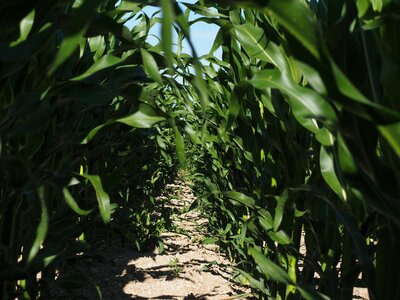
<box><xmin>1</xmin><ymin>0</ymin><xmax>399</xmax><ymax>299</ymax></box>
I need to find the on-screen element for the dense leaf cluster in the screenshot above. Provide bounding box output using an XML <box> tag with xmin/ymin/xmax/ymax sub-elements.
<box><xmin>1</xmin><ymin>0</ymin><xmax>400</xmax><ymax>299</ymax></box>
<box><xmin>182</xmin><ymin>0</ymin><xmax>400</xmax><ymax>299</ymax></box>
<box><xmin>0</xmin><ymin>0</ymin><xmax>179</xmax><ymax>298</ymax></box>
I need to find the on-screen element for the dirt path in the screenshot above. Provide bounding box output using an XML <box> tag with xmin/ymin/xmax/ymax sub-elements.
<box><xmin>117</xmin><ymin>181</ymin><xmax>251</xmax><ymax>299</ymax></box>
<box><xmin>48</xmin><ymin>178</ymin><xmax>370</xmax><ymax>300</ymax></box>
<box><xmin>50</xmin><ymin>179</ymin><xmax>252</xmax><ymax>300</ymax></box>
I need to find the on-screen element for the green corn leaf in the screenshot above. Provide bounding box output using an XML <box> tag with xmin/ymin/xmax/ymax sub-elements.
<box><xmin>233</xmin><ymin>267</ymin><xmax>269</xmax><ymax>294</ymax></box>
<box><xmin>224</xmin><ymin>191</ymin><xmax>256</xmax><ymax>208</ymax></box>
<box><xmin>297</xmin><ymin>286</ymin><xmax>331</xmax><ymax>300</ymax></box>
<box><xmin>71</xmin><ymin>55</ymin><xmax>122</xmax><ymax>81</ymax></box>
<box><xmin>250</xmin><ymin>69</ymin><xmax>337</xmax><ymax>129</ymax></box>
<box><xmin>10</xmin><ymin>9</ymin><xmax>35</xmax><ymax>46</ymax></box>
<box><xmin>63</xmin><ymin>188</ymin><xmax>92</xmax><ymax>216</ymax></box>
<box><xmin>274</xmin><ymin>190</ymin><xmax>288</xmax><ymax>231</ymax></box>
<box><xmin>234</xmin><ymin>23</ymin><xmax>290</xmax><ymax>73</ymax></box>
<box><xmin>28</xmin><ymin>187</ymin><xmax>49</xmax><ymax>263</ymax></box>
<box><xmin>173</xmin><ymin>2</ymin><xmax>191</xmax><ymax>39</ymax></box>
<box><xmin>193</xmin><ymin>64</ymin><xmax>210</xmax><ymax>115</ymax></box>
<box><xmin>370</xmin><ymin>0</ymin><xmax>383</xmax><ymax>11</ymax></box>
<box><xmin>174</xmin><ymin>125</ymin><xmax>186</xmax><ymax>168</ymax></box>
<box><xmin>248</xmin><ymin>247</ymin><xmax>294</xmax><ymax>284</ymax></box>
<box><xmin>378</xmin><ymin>122</ymin><xmax>400</xmax><ymax>157</ymax></box>
<box><xmin>48</xmin><ymin>30</ymin><xmax>85</xmax><ymax>76</ymax></box>
<box><xmin>337</xmin><ymin>133</ymin><xmax>358</xmax><ymax>174</ymax></box>
<box><xmin>116</xmin><ymin>0</ymin><xmax>141</xmax><ymax>12</ymax></box>
<box><xmin>268</xmin><ymin>230</ymin><xmax>292</xmax><ymax>245</ymax></box>
<box><xmin>267</xmin><ymin>0</ymin><xmax>320</xmax><ymax>59</ymax></box>
<box><xmin>357</xmin><ymin>0</ymin><xmax>370</xmax><ymax>17</ymax></box>
<box><xmin>331</xmin><ymin>61</ymin><xmax>372</xmax><ymax>105</ymax></box>
<box><xmin>48</xmin><ymin>0</ymin><xmax>100</xmax><ymax>74</ymax></box>
<box><xmin>228</xmin><ymin>86</ymin><xmax>242</xmax><ymax>124</ymax></box>
<box><xmin>184</xmin><ymin>123</ymin><xmax>202</xmax><ymax>144</ymax></box>
<box><xmin>315</xmin><ymin>127</ymin><xmax>334</xmax><ymax>146</ymax></box>
<box><xmin>160</xmin><ymin>0</ymin><xmax>174</xmax><ymax>66</ymax></box>
<box><xmin>81</xmin><ymin>123</ymin><xmax>109</xmax><ymax>144</ymax></box>
<box><xmin>140</xmin><ymin>48</ymin><xmax>162</xmax><ymax>83</ymax></box>
<box><xmin>320</xmin><ymin>146</ymin><xmax>347</xmax><ymax>200</ymax></box>
<box><xmin>117</xmin><ymin>105</ymin><xmax>166</xmax><ymax>128</ymax></box>
<box><xmin>258</xmin><ymin>209</ymin><xmax>274</xmax><ymax>231</ymax></box>
<box><xmin>81</xmin><ymin>174</ymin><xmax>111</xmax><ymax>224</ymax></box>
<box><xmin>297</xmin><ymin>61</ymin><xmax>327</xmax><ymax>95</ymax></box>
<box><xmin>331</xmin><ymin>61</ymin><xmax>400</xmax><ymax>122</ymax></box>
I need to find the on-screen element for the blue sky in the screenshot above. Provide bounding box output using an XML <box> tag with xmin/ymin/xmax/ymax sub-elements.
<box><xmin>127</xmin><ymin>0</ymin><xmax>221</xmax><ymax>58</ymax></box>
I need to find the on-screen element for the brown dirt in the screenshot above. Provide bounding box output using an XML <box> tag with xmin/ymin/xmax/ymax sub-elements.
<box><xmin>47</xmin><ymin>179</ymin><xmax>369</xmax><ymax>300</ymax></box>
<box><xmin>48</xmin><ymin>180</ymin><xmax>252</xmax><ymax>300</ymax></box>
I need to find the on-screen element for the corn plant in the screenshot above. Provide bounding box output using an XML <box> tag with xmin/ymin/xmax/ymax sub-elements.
<box><xmin>172</xmin><ymin>0</ymin><xmax>400</xmax><ymax>299</ymax></box>
<box><xmin>1</xmin><ymin>0</ymin><xmax>400</xmax><ymax>299</ymax></box>
<box><xmin>0</xmin><ymin>0</ymin><xmax>183</xmax><ymax>298</ymax></box>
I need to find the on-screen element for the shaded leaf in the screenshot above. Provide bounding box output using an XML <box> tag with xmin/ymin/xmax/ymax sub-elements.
<box><xmin>117</xmin><ymin>105</ymin><xmax>166</xmax><ymax>128</ymax></box>
<box><xmin>224</xmin><ymin>191</ymin><xmax>256</xmax><ymax>208</ymax></box>
<box><xmin>81</xmin><ymin>174</ymin><xmax>111</xmax><ymax>224</ymax></box>
<box><xmin>28</xmin><ymin>187</ymin><xmax>49</xmax><ymax>263</ymax></box>
<box><xmin>63</xmin><ymin>188</ymin><xmax>92</xmax><ymax>216</ymax></box>
<box><xmin>248</xmin><ymin>247</ymin><xmax>294</xmax><ymax>284</ymax></box>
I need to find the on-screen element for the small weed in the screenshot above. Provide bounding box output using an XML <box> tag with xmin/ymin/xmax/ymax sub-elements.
<box><xmin>169</xmin><ymin>257</ymin><xmax>183</xmax><ymax>277</ymax></box>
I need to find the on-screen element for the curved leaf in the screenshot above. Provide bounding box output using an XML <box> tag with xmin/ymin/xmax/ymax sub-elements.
<box><xmin>224</xmin><ymin>191</ymin><xmax>256</xmax><ymax>208</ymax></box>
<box><xmin>250</xmin><ymin>69</ymin><xmax>337</xmax><ymax>129</ymax></box>
<box><xmin>267</xmin><ymin>0</ymin><xmax>320</xmax><ymax>58</ymax></box>
<box><xmin>248</xmin><ymin>247</ymin><xmax>294</xmax><ymax>284</ymax></box>
<box><xmin>141</xmin><ymin>48</ymin><xmax>162</xmax><ymax>83</ymax></box>
<box><xmin>28</xmin><ymin>187</ymin><xmax>49</xmax><ymax>263</ymax></box>
<box><xmin>81</xmin><ymin>174</ymin><xmax>110</xmax><ymax>224</ymax></box>
<box><xmin>117</xmin><ymin>105</ymin><xmax>166</xmax><ymax>128</ymax></box>
<box><xmin>63</xmin><ymin>188</ymin><xmax>92</xmax><ymax>216</ymax></box>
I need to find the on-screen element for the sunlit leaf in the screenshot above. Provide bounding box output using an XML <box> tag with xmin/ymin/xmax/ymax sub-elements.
<box><xmin>141</xmin><ymin>48</ymin><xmax>162</xmax><ymax>83</ymax></box>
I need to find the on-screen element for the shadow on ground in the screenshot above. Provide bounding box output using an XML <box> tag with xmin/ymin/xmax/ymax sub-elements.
<box><xmin>45</xmin><ymin>181</ymin><xmax>252</xmax><ymax>299</ymax></box>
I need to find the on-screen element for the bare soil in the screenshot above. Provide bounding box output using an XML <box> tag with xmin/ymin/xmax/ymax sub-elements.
<box><xmin>48</xmin><ymin>180</ymin><xmax>252</xmax><ymax>300</ymax></box>
<box><xmin>47</xmin><ymin>179</ymin><xmax>369</xmax><ymax>300</ymax></box>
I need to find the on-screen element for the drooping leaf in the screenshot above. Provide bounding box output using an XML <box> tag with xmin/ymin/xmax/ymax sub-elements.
<box><xmin>117</xmin><ymin>105</ymin><xmax>166</xmax><ymax>128</ymax></box>
<box><xmin>224</xmin><ymin>191</ymin><xmax>256</xmax><ymax>208</ymax></box>
<box><xmin>248</xmin><ymin>247</ymin><xmax>294</xmax><ymax>284</ymax></box>
<box><xmin>81</xmin><ymin>174</ymin><xmax>111</xmax><ymax>224</ymax></box>
<box><xmin>250</xmin><ymin>69</ymin><xmax>337</xmax><ymax>130</ymax></box>
<box><xmin>140</xmin><ymin>48</ymin><xmax>162</xmax><ymax>83</ymax></box>
<box><xmin>274</xmin><ymin>190</ymin><xmax>288</xmax><ymax>231</ymax></box>
<box><xmin>70</xmin><ymin>55</ymin><xmax>122</xmax><ymax>81</ymax></box>
<box><xmin>63</xmin><ymin>188</ymin><xmax>92</xmax><ymax>216</ymax></box>
<box><xmin>10</xmin><ymin>9</ymin><xmax>35</xmax><ymax>46</ymax></box>
<box><xmin>378</xmin><ymin>122</ymin><xmax>400</xmax><ymax>157</ymax></box>
<box><xmin>268</xmin><ymin>230</ymin><xmax>292</xmax><ymax>245</ymax></box>
<box><xmin>28</xmin><ymin>187</ymin><xmax>49</xmax><ymax>263</ymax></box>
<box><xmin>234</xmin><ymin>23</ymin><xmax>290</xmax><ymax>73</ymax></box>
<box><xmin>174</xmin><ymin>125</ymin><xmax>185</xmax><ymax>168</ymax></box>
<box><xmin>48</xmin><ymin>0</ymin><xmax>100</xmax><ymax>74</ymax></box>
<box><xmin>267</xmin><ymin>0</ymin><xmax>320</xmax><ymax>59</ymax></box>
<box><xmin>320</xmin><ymin>146</ymin><xmax>346</xmax><ymax>200</ymax></box>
